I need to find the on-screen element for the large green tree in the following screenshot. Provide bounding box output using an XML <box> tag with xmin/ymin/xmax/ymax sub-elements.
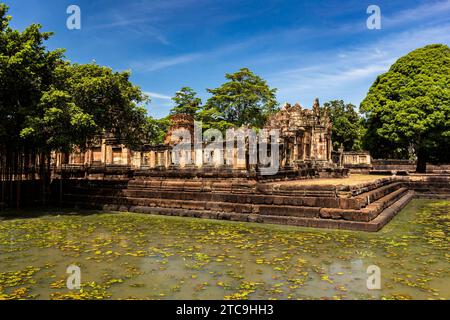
<box><xmin>170</xmin><ymin>87</ymin><xmax>202</xmax><ymax>117</ymax></box>
<box><xmin>145</xmin><ymin>116</ymin><xmax>171</xmax><ymax>145</ymax></box>
<box><xmin>0</xmin><ymin>4</ymin><xmax>64</xmax><ymax>154</ymax></box>
<box><xmin>0</xmin><ymin>4</ymin><xmax>158</xmax><ymax>208</ymax></box>
<box><xmin>0</xmin><ymin>3</ymin><xmax>150</xmax><ymax>166</ymax></box>
<box><xmin>323</xmin><ymin>100</ymin><xmax>364</xmax><ymax>151</ymax></box>
<box><xmin>361</xmin><ymin>44</ymin><xmax>450</xmax><ymax>172</ymax></box>
<box><xmin>199</xmin><ymin>68</ymin><xmax>278</xmax><ymax>130</ymax></box>
<box><xmin>20</xmin><ymin>62</ymin><xmax>150</xmax><ymax>152</ymax></box>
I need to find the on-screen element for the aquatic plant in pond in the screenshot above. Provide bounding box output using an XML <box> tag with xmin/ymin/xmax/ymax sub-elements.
<box><xmin>0</xmin><ymin>199</ymin><xmax>448</xmax><ymax>300</ymax></box>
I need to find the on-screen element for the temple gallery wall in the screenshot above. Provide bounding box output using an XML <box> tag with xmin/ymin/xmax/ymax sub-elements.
<box><xmin>56</xmin><ymin>99</ymin><xmax>335</xmax><ymax>174</ymax></box>
<box><xmin>46</xmin><ymin>98</ymin><xmax>450</xmax><ymax>232</ymax></box>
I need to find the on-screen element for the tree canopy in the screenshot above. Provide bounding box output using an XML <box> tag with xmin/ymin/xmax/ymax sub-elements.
<box><xmin>199</xmin><ymin>68</ymin><xmax>278</xmax><ymax>130</ymax></box>
<box><xmin>322</xmin><ymin>100</ymin><xmax>364</xmax><ymax>151</ymax></box>
<box><xmin>0</xmin><ymin>3</ymin><xmax>64</xmax><ymax>154</ymax></box>
<box><xmin>170</xmin><ymin>87</ymin><xmax>202</xmax><ymax>117</ymax></box>
<box><xmin>360</xmin><ymin>44</ymin><xmax>450</xmax><ymax>172</ymax></box>
<box><xmin>0</xmin><ymin>4</ymin><xmax>150</xmax><ymax>157</ymax></box>
<box><xmin>145</xmin><ymin>116</ymin><xmax>171</xmax><ymax>145</ymax></box>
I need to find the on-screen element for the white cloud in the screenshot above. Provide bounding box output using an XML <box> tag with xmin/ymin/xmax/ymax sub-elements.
<box><xmin>130</xmin><ymin>0</ymin><xmax>450</xmax><ymax>109</ymax></box>
<box><xmin>383</xmin><ymin>0</ymin><xmax>450</xmax><ymax>28</ymax></box>
<box><xmin>144</xmin><ymin>91</ymin><xmax>173</xmax><ymax>117</ymax></box>
<box><xmin>242</xmin><ymin>1</ymin><xmax>450</xmax><ymax>104</ymax></box>
<box><xmin>130</xmin><ymin>37</ymin><xmax>258</xmax><ymax>72</ymax></box>
<box><xmin>144</xmin><ymin>91</ymin><xmax>172</xmax><ymax>100</ymax></box>
<box><xmin>267</xmin><ymin>21</ymin><xmax>450</xmax><ymax>106</ymax></box>
<box><xmin>133</xmin><ymin>53</ymin><xmax>203</xmax><ymax>72</ymax></box>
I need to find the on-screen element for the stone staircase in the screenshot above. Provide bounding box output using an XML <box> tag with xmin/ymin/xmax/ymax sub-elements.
<box><xmin>57</xmin><ymin>176</ymin><xmax>413</xmax><ymax>232</ymax></box>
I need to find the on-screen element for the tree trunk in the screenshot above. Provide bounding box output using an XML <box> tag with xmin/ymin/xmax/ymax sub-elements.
<box><xmin>416</xmin><ymin>149</ymin><xmax>427</xmax><ymax>173</ymax></box>
<box><xmin>1</xmin><ymin>154</ymin><xmax>4</xmax><ymax>211</ymax></box>
<box><xmin>40</xmin><ymin>153</ymin><xmax>46</xmax><ymax>205</ymax></box>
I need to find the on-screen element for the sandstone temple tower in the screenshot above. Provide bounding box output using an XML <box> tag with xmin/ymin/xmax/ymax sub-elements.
<box><xmin>264</xmin><ymin>98</ymin><xmax>332</xmax><ymax>168</ymax></box>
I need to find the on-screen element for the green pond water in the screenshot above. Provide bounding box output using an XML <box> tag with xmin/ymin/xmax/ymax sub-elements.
<box><xmin>0</xmin><ymin>199</ymin><xmax>448</xmax><ymax>300</ymax></box>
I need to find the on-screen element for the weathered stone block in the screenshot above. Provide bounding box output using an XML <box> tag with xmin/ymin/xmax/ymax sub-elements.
<box><xmin>250</xmin><ymin>195</ymin><xmax>272</xmax><ymax>204</ymax></box>
<box><xmin>319</xmin><ymin>208</ymin><xmax>343</xmax><ymax>220</ymax></box>
<box><xmin>261</xmin><ymin>215</ymin><xmax>288</xmax><ymax>225</ymax></box>
<box><xmin>282</xmin><ymin>197</ymin><xmax>303</xmax><ymax>206</ymax></box>
<box><xmin>258</xmin><ymin>205</ymin><xmax>320</xmax><ymax>218</ymax></box>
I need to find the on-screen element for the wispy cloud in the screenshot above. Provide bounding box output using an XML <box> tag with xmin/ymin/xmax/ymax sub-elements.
<box><xmin>88</xmin><ymin>0</ymin><xmax>238</xmax><ymax>46</ymax></box>
<box><xmin>145</xmin><ymin>91</ymin><xmax>172</xmax><ymax>100</ymax></box>
<box><xmin>130</xmin><ymin>36</ymin><xmax>262</xmax><ymax>72</ymax></box>
<box><xmin>128</xmin><ymin>0</ymin><xmax>450</xmax><ymax>74</ymax></box>
<box><xmin>91</xmin><ymin>16</ymin><xmax>152</xmax><ymax>29</ymax></box>
<box><xmin>134</xmin><ymin>53</ymin><xmax>203</xmax><ymax>72</ymax></box>
<box><xmin>267</xmin><ymin>21</ymin><xmax>450</xmax><ymax>106</ymax></box>
<box><xmin>144</xmin><ymin>91</ymin><xmax>173</xmax><ymax>117</ymax></box>
<box><xmin>112</xmin><ymin>0</ymin><xmax>450</xmax><ymax>111</ymax></box>
<box><xmin>383</xmin><ymin>0</ymin><xmax>450</xmax><ymax>28</ymax></box>
<box><xmin>88</xmin><ymin>13</ymin><xmax>170</xmax><ymax>45</ymax></box>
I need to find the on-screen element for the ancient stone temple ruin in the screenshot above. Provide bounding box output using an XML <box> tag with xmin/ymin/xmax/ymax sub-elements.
<box><xmin>49</xmin><ymin>98</ymin><xmax>450</xmax><ymax>232</ymax></box>
<box><xmin>56</xmin><ymin>98</ymin><xmax>338</xmax><ymax>179</ymax></box>
<box><xmin>264</xmin><ymin>98</ymin><xmax>332</xmax><ymax>168</ymax></box>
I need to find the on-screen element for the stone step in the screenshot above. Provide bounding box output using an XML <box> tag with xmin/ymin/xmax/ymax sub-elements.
<box><xmin>128</xmin><ymin>179</ymin><xmax>257</xmax><ymax>194</ymax></box>
<box><xmin>362</xmin><ymin>186</ymin><xmax>409</xmax><ymax>215</ymax></box>
<box><xmin>62</xmin><ymin>180</ymin><xmax>405</xmax><ymax>213</ymax></box>
<box><xmin>317</xmin><ymin>187</ymin><xmax>408</xmax><ymax>222</ymax></box>
<box><xmin>121</xmin><ymin>189</ymin><xmax>342</xmax><ymax>208</ymax></box>
<box><xmin>65</xmin><ymin>187</ymin><xmax>357</xmax><ymax>210</ymax></box>
<box><xmin>63</xmin><ymin>182</ymin><xmax>342</xmax><ymax>208</ymax></box>
<box><xmin>129</xmin><ymin>179</ymin><xmax>340</xmax><ymax>197</ymax></box>
<box><xmin>343</xmin><ymin>177</ymin><xmax>405</xmax><ymax>196</ymax></box>
<box><xmin>66</xmin><ymin>181</ymin><xmax>403</xmax><ymax>208</ymax></box>
<box><xmin>64</xmin><ymin>193</ymin><xmax>252</xmax><ymax>213</ymax></box>
<box><xmin>60</xmin><ymin>201</ymin><xmax>253</xmax><ymax>222</ymax></box>
<box><xmin>256</xmin><ymin>205</ymin><xmax>320</xmax><ymax>218</ymax></box>
<box><xmin>58</xmin><ymin>177</ymin><xmax>413</xmax><ymax>232</ymax></box>
<box><xmin>62</xmin><ymin>190</ymin><xmax>415</xmax><ymax>232</ymax></box>
<box><xmin>346</xmin><ymin>181</ymin><xmax>404</xmax><ymax>209</ymax></box>
<box><xmin>63</xmin><ymin>193</ymin><xmax>328</xmax><ymax>218</ymax></box>
<box><xmin>64</xmin><ymin>187</ymin><xmax>402</xmax><ymax>220</ymax></box>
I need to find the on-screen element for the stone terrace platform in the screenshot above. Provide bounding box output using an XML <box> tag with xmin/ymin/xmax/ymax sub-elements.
<box><xmin>53</xmin><ymin>174</ymin><xmax>450</xmax><ymax>232</ymax></box>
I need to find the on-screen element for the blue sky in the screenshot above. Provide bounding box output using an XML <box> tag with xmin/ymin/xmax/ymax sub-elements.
<box><xmin>6</xmin><ymin>0</ymin><xmax>450</xmax><ymax>118</ymax></box>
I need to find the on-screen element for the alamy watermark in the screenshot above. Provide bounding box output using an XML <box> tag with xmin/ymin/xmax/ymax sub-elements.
<box><xmin>367</xmin><ymin>5</ymin><xmax>381</xmax><ymax>30</ymax></box>
<box><xmin>66</xmin><ymin>265</ymin><xmax>81</xmax><ymax>290</ymax></box>
<box><xmin>366</xmin><ymin>264</ymin><xmax>381</xmax><ymax>290</ymax></box>
<box><xmin>329</xmin><ymin>260</ymin><xmax>381</xmax><ymax>293</ymax></box>
<box><xmin>65</xmin><ymin>4</ymin><xmax>382</xmax><ymax>31</ymax></box>
<box><xmin>170</xmin><ymin>121</ymin><xmax>280</xmax><ymax>175</ymax></box>
<box><xmin>66</xmin><ymin>5</ymin><xmax>81</xmax><ymax>30</ymax></box>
